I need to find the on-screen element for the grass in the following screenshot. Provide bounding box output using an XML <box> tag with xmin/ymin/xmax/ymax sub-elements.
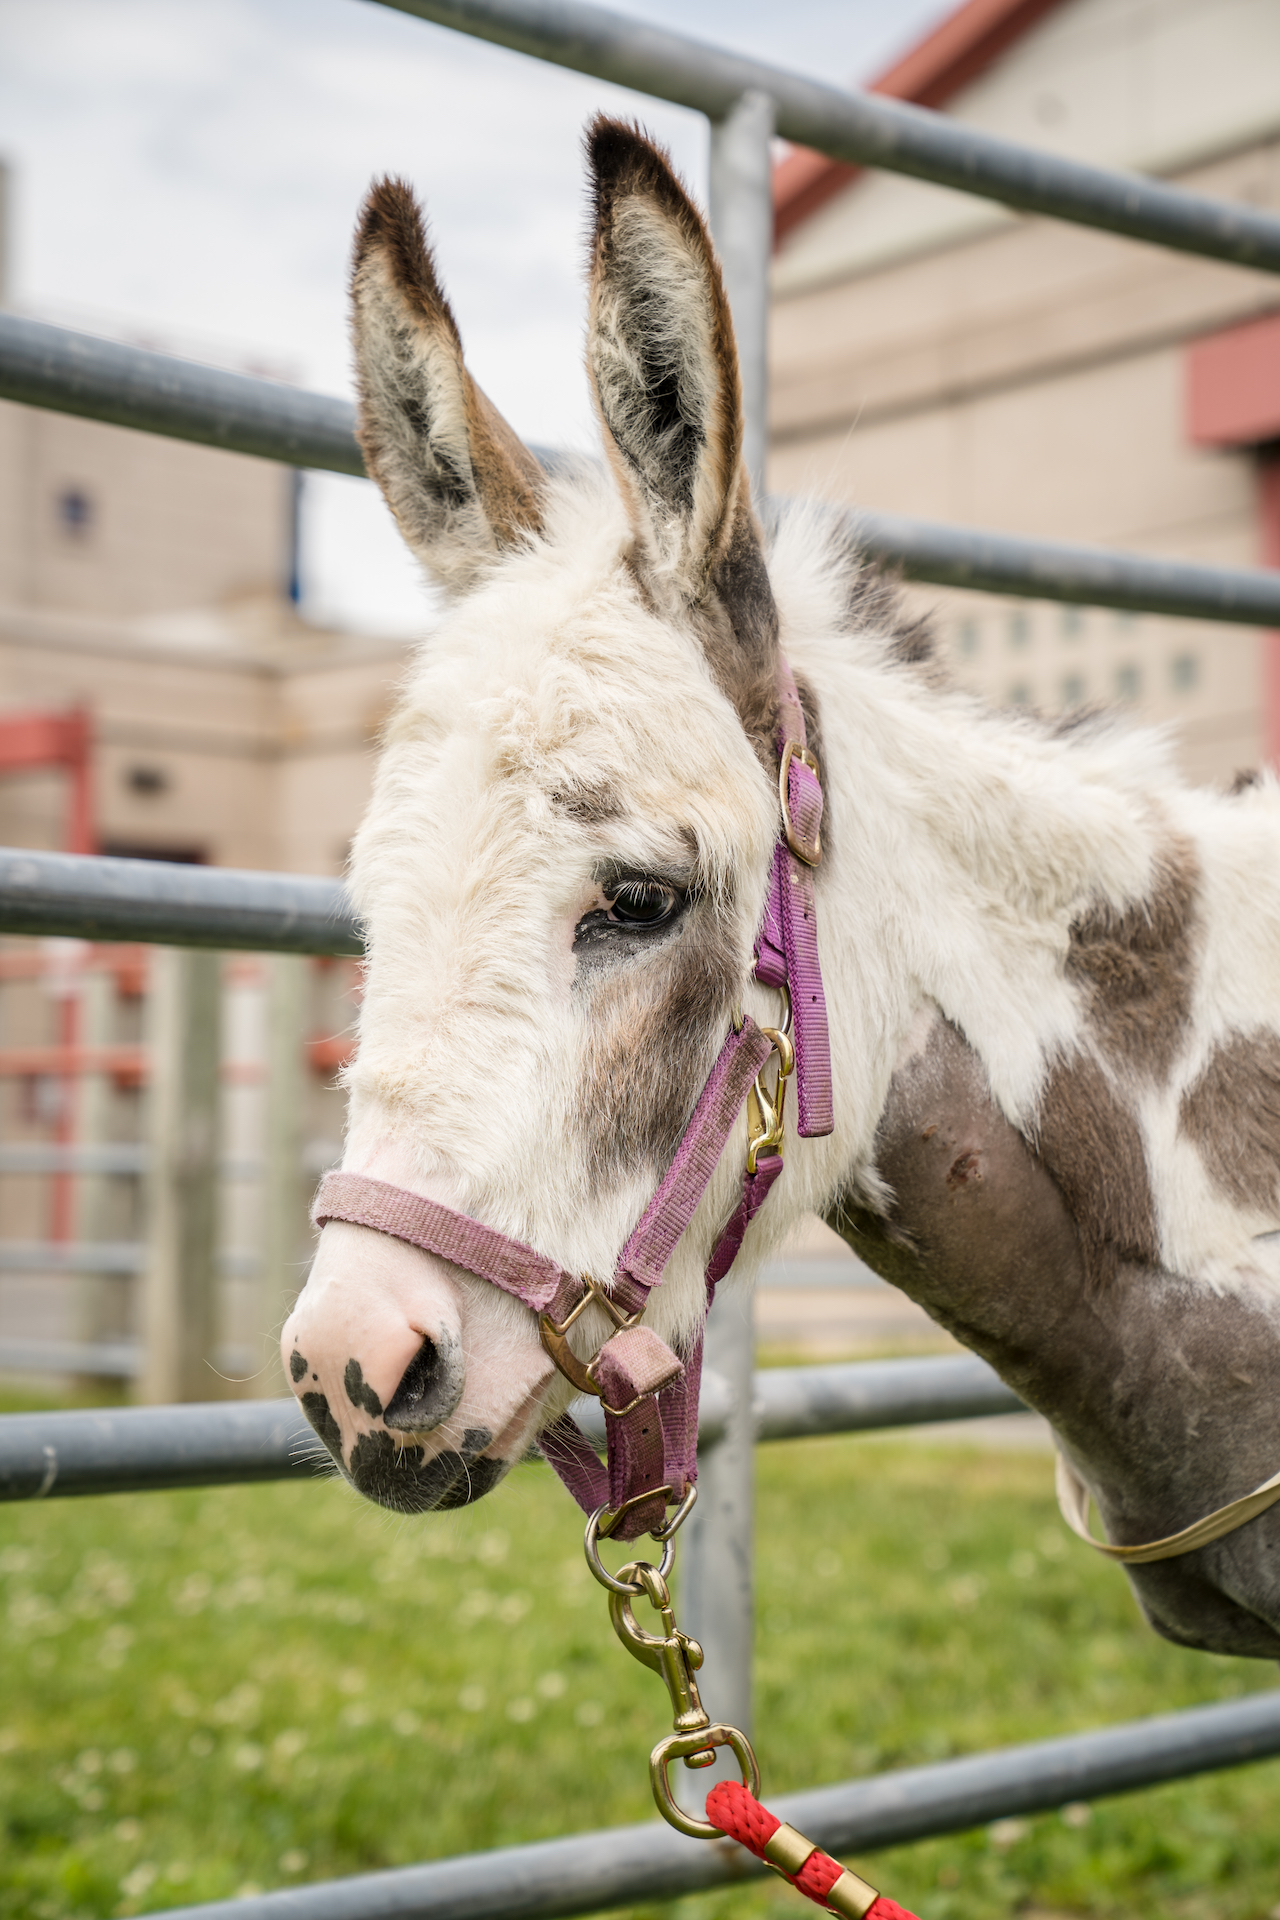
<box><xmin>2</xmin><ymin>1421</ymin><xmax>1279</xmax><ymax>1920</ymax></box>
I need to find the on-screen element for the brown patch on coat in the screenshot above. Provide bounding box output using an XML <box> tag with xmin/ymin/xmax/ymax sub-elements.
<box><xmin>848</xmin><ymin>560</ymin><xmax>937</xmax><ymax>672</ymax></box>
<box><xmin>575</xmin><ymin>898</ymin><xmax>740</xmax><ymax>1182</ymax></box>
<box><xmin>1032</xmin><ymin>1051</ymin><xmax>1161</xmax><ymax>1289</ymax></box>
<box><xmin>704</xmin><ymin>497</ymin><xmax>782</xmax><ymax>763</ymax></box>
<box><xmin>814</xmin><ymin>516</ymin><xmax>938</xmax><ymax>671</ymax></box>
<box><xmin>461</xmin><ymin>377</ymin><xmax>547</xmax><ymax>549</ymax></box>
<box><xmin>824</xmin><ymin>1017</ymin><xmax>1090</xmax><ymax>1366</ymax></box>
<box><xmin>1229</xmin><ymin>767</ymin><xmax>1262</xmax><ymax>794</ymax></box>
<box><xmin>351</xmin><ymin>176</ymin><xmax>543</xmax><ymax>552</ymax></box>
<box><xmin>549</xmin><ymin>781</ymin><xmax>624</xmax><ymax>826</ymax></box>
<box><xmin>1066</xmin><ymin>836</ymin><xmax>1200</xmax><ymax>1083</ymax></box>
<box><xmin>1180</xmin><ymin>1029</ymin><xmax>1280</xmax><ymax>1213</ymax></box>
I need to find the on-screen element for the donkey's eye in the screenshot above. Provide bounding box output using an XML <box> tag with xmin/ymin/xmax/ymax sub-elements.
<box><xmin>609</xmin><ymin>882</ymin><xmax>680</xmax><ymax>928</ymax></box>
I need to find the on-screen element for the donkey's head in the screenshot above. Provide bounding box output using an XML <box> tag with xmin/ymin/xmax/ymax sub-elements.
<box><xmin>281</xmin><ymin>123</ymin><xmax>793</xmax><ymax>1511</ymax></box>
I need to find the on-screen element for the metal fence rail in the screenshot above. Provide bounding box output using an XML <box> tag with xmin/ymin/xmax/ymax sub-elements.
<box><xmin>0</xmin><ymin>314</ymin><xmax>365</xmax><ymax>475</ymax></box>
<box><xmin>148</xmin><ymin>1693</ymin><xmax>1280</xmax><ymax>1920</ymax></box>
<box><xmin>0</xmin><ymin>1356</ymin><xmax>1025</xmax><ymax>1500</ymax></box>
<box><xmin>853</xmin><ymin>512</ymin><xmax>1280</xmax><ymax>627</ymax></box>
<box><xmin>0</xmin><ymin>846</ymin><xmax>359</xmax><ymax>953</ymax></box>
<box><xmin>374</xmin><ymin>0</ymin><xmax>1280</xmax><ymax>275</ymax></box>
<box><xmin>5</xmin><ymin>315</ymin><xmax>1280</xmax><ymax>626</ymax></box>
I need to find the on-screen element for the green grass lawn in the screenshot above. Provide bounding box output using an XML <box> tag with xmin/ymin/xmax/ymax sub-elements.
<box><xmin>2</xmin><ymin>1427</ymin><xmax>1278</xmax><ymax>1920</ymax></box>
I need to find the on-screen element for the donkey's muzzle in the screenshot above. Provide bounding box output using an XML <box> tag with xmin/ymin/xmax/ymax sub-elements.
<box><xmin>384</xmin><ymin>1335</ymin><xmax>465</xmax><ymax>1431</ymax></box>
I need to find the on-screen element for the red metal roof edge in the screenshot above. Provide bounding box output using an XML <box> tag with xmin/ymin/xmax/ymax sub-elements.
<box><xmin>1185</xmin><ymin>309</ymin><xmax>1280</xmax><ymax>450</ymax></box>
<box><xmin>773</xmin><ymin>0</ymin><xmax>1069</xmax><ymax>246</ymax></box>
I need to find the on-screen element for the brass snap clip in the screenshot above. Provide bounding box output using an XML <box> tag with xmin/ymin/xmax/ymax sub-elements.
<box><xmin>746</xmin><ymin>992</ymin><xmax>795</xmax><ymax>1174</ymax></box>
<box><xmin>605</xmin><ymin>1556</ymin><xmax>761</xmax><ymax>1839</ymax></box>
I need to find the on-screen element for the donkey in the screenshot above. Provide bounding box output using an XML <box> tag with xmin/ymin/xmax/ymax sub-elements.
<box><xmin>283</xmin><ymin>119</ymin><xmax>1280</xmax><ymax>1661</ymax></box>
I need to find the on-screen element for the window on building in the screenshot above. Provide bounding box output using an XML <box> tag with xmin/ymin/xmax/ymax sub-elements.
<box><xmin>56</xmin><ymin>486</ymin><xmax>94</xmax><ymax>539</ymax></box>
<box><xmin>1171</xmin><ymin>654</ymin><xmax>1199</xmax><ymax>692</ymax></box>
<box><xmin>1008</xmin><ymin>610</ymin><xmax>1031</xmax><ymax>649</ymax></box>
<box><xmin>1116</xmin><ymin>664</ymin><xmax>1141</xmax><ymax>702</ymax></box>
<box><xmin>1008</xmin><ymin>683</ymin><xmax>1032</xmax><ymax>708</ymax></box>
<box><xmin>958</xmin><ymin>620</ymin><xmax>979</xmax><ymax>657</ymax></box>
<box><xmin>1061</xmin><ymin>674</ymin><xmax>1085</xmax><ymax>708</ymax></box>
<box><xmin>1060</xmin><ymin>606</ymin><xmax>1084</xmax><ymax>641</ymax></box>
<box><xmin>124</xmin><ymin>765</ymin><xmax>170</xmax><ymax>797</ymax></box>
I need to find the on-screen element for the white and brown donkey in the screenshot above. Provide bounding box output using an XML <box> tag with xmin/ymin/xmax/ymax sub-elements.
<box><xmin>284</xmin><ymin>120</ymin><xmax>1280</xmax><ymax>1660</ymax></box>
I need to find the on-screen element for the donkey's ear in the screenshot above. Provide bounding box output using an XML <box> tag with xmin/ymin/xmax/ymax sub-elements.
<box><xmin>351</xmin><ymin>178</ymin><xmax>544</xmax><ymax>595</ymax></box>
<box><xmin>585</xmin><ymin>119</ymin><xmax>777</xmax><ymax>690</ymax></box>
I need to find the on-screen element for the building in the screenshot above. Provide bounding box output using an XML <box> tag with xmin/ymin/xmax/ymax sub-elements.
<box><xmin>769</xmin><ymin>0</ymin><xmax>1280</xmax><ymax>783</ymax></box>
<box><xmin>0</xmin><ymin>388</ymin><xmax>405</xmax><ymax>872</ymax></box>
<box><xmin>0</xmin><ymin>156</ymin><xmax>407</xmax><ymax>876</ymax></box>
<box><xmin>0</xmin><ymin>188</ymin><xmax>412</xmax><ymax>1393</ymax></box>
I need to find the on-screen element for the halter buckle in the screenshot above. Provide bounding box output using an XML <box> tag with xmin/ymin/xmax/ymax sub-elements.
<box><xmin>779</xmin><ymin>740</ymin><xmax>822</xmax><ymax>867</ymax></box>
<box><xmin>538</xmin><ymin>1274</ymin><xmax>645</xmax><ymax>1397</ymax></box>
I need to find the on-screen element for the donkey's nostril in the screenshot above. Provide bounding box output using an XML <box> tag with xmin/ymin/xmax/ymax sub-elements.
<box><xmin>383</xmin><ymin>1332</ymin><xmax>464</xmax><ymax>1432</ymax></box>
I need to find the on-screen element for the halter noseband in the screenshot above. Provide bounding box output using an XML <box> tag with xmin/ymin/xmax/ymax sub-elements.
<box><xmin>312</xmin><ymin>660</ymin><xmax>833</xmax><ymax>1541</ymax></box>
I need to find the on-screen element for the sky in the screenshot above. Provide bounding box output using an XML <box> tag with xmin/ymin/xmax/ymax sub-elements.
<box><xmin>0</xmin><ymin>0</ymin><xmax>954</xmax><ymax>634</ymax></box>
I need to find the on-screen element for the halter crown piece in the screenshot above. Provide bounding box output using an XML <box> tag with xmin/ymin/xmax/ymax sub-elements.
<box><xmin>311</xmin><ymin>659</ymin><xmax>833</xmax><ymax>1540</ymax></box>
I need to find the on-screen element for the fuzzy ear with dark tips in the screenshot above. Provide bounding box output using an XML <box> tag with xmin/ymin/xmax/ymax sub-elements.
<box><xmin>585</xmin><ymin>119</ymin><xmax>778</xmax><ymax>727</ymax></box>
<box><xmin>351</xmin><ymin>177</ymin><xmax>544</xmax><ymax>595</ymax></box>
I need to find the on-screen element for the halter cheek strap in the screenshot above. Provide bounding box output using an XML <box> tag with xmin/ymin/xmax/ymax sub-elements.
<box><xmin>311</xmin><ymin>657</ymin><xmax>833</xmax><ymax>1542</ymax></box>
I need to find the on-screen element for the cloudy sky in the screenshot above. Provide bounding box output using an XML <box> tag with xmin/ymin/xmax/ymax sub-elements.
<box><xmin>0</xmin><ymin>0</ymin><xmax>953</xmax><ymax>632</ymax></box>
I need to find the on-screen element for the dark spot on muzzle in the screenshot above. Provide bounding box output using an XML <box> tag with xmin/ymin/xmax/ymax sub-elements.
<box><xmin>300</xmin><ymin>1391</ymin><xmax>343</xmax><ymax>1463</ymax></box>
<box><xmin>346</xmin><ymin>1430</ymin><xmax>507</xmax><ymax>1513</ymax></box>
<box><xmin>383</xmin><ymin>1333</ymin><xmax>464</xmax><ymax>1432</ymax></box>
<box><xmin>289</xmin><ymin>1349</ymin><xmax>309</xmax><ymax>1384</ymax></box>
<box><xmin>344</xmin><ymin>1358</ymin><xmax>383</xmax><ymax>1419</ymax></box>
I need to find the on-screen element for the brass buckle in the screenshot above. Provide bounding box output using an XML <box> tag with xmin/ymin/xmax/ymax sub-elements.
<box><xmin>779</xmin><ymin>739</ymin><xmax>822</xmax><ymax>867</ymax></box>
<box><xmin>538</xmin><ymin>1275</ymin><xmax>645</xmax><ymax>1397</ymax></box>
<box><xmin>589</xmin><ymin>1376</ymin><xmax>651</xmax><ymax>1419</ymax></box>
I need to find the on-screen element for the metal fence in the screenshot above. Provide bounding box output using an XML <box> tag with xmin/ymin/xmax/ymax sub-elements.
<box><xmin>4</xmin><ymin>1</ymin><xmax>1280</xmax><ymax>1914</ymax></box>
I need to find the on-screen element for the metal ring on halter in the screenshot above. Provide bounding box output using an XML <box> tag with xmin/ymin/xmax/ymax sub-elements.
<box><xmin>583</xmin><ymin>1492</ymin><xmax>687</xmax><ymax>1595</ymax></box>
<box><xmin>648</xmin><ymin>1482</ymin><xmax>698</xmax><ymax>1542</ymax></box>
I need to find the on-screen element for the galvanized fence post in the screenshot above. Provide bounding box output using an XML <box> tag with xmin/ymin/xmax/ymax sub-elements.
<box><xmin>707</xmin><ymin>87</ymin><xmax>775</xmax><ymax>499</ymax></box>
<box><xmin>139</xmin><ymin>948</ymin><xmax>221</xmax><ymax>1403</ymax></box>
<box><xmin>258</xmin><ymin>953</ymin><xmax>311</xmax><ymax>1394</ymax></box>
<box><xmin>677</xmin><ymin>89</ymin><xmax>776</xmax><ymax>1764</ymax></box>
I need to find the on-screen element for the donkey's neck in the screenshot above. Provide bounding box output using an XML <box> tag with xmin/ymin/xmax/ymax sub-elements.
<box><xmin>798</xmin><ymin>620</ymin><xmax>1169</xmax><ymax>1178</ymax></box>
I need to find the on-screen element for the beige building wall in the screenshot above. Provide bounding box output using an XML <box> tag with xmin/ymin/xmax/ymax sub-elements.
<box><xmin>0</xmin><ymin>401</ymin><xmax>290</xmax><ymax>619</ymax></box>
<box><xmin>768</xmin><ymin>0</ymin><xmax>1280</xmax><ymax>784</ymax></box>
<box><xmin>0</xmin><ymin>401</ymin><xmax>408</xmax><ymax>873</ymax></box>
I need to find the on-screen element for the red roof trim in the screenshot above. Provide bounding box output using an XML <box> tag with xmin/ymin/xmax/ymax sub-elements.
<box><xmin>1185</xmin><ymin>311</ymin><xmax>1280</xmax><ymax>450</ymax></box>
<box><xmin>774</xmin><ymin>0</ymin><xmax>1069</xmax><ymax>246</ymax></box>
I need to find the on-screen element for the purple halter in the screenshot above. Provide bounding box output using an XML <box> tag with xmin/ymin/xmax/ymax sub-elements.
<box><xmin>312</xmin><ymin>661</ymin><xmax>832</xmax><ymax>1540</ymax></box>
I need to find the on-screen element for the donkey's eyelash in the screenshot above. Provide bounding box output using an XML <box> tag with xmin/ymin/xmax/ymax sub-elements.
<box><xmin>593</xmin><ymin>859</ymin><xmax>699</xmax><ymax>896</ymax></box>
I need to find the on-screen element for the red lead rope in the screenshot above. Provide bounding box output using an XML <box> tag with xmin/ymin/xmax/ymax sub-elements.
<box><xmin>705</xmin><ymin>1782</ymin><xmax>922</xmax><ymax>1920</ymax></box>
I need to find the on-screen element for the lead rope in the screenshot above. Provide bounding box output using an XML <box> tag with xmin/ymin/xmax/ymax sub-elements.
<box><xmin>584</xmin><ymin>1514</ymin><xmax>922</xmax><ymax>1920</ymax></box>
